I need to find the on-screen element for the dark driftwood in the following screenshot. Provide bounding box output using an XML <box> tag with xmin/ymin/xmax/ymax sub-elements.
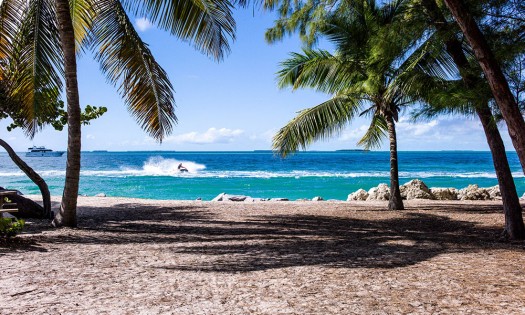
<box><xmin>0</xmin><ymin>189</ymin><xmax>46</xmax><ymax>219</ymax></box>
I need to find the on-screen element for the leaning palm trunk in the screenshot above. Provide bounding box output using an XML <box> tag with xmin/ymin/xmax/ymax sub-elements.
<box><xmin>422</xmin><ymin>0</ymin><xmax>525</xmax><ymax>239</ymax></box>
<box><xmin>52</xmin><ymin>0</ymin><xmax>82</xmax><ymax>228</ymax></box>
<box><xmin>0</xmin><ymin>139</ymin><xmax>52</xmax><ymax>218</ymax></box>
<box><xmin>442</xmin><ymin>0</ymin><xmax>525</xmax><ymax>174</ymax></box>
<box><xmin>477</xmin><ymin>105</ymin><xmax>525</xmax><ymax>240</ymax></box>
<box><xmin>385</xmin><ymin>114</ymin><xmax>404</xmax><ymax>210</ymax></box>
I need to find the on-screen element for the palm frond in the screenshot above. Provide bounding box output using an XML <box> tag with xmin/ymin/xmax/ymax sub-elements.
<box><xmin>0</xmin><ymin>0</ymin><xmax>24</xmax><ymax>61</ymax></box>
<box><xmin>356</xmin><ymin>113</ymin><xmax>387</xmax><ymax>149</ymax></box>
<box><xmin>121</xmin><ymin>0</ymin><xmax>235</xmax><ymax>60</ymax></box>
<box><xmin>7</xmin><ymin>0</ymin><xmax>63</xmax><ymax>137</ymax></box>
<box><xmin>70</xmin><ymin>0</ymin><xmax>96</xmax><ymax>53</ymax></box>
<box><xmin>89</xmin><ymin>0</ymin><xmax>176</xmax><ymax>141</ymax></box>
<box><xmin>273</xmin><ymin>95</ymin><xmax>362</xmax><ymax>157</ymax></box>
<box><xmin>278</xmin><ymin>49</ymin><xmax>364</xmax><ymax>94</ymax></box>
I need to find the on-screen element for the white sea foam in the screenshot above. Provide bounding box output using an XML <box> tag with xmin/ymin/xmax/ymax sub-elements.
<box><xmin>141</xmin><ymin>156</ymin><xmax>206</xmax><ymax>175</ymax></box>
<box><xmin>0</xmin><ymin>164</ymin><xmax>523</xmax><ymax>179</ymax></box>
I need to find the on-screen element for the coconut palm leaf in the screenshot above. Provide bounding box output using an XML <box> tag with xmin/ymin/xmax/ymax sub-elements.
<box><xmin>70</xmin><ymin>0</ymin><xmax>96</xmax><ymax>53</ymax></box>
<box><xmin>357</xmin><ymin>113</ymin><xmax>387</xmax><ymax>150</ymax></box>
<box><xmin>0</xmin><ymin>0</ymin><xmax>23</xmax><ymax>61</ymax></box>
<box><xmin>273</xmin><ymin>95</ymin><xmax>362</xmax><ymax>156</ymax></box>
<box><xmin>278</xmin><ymin>49</ymin><xmax>364</xmax><ymax>94</ymax></box>
<box><xmin>6</xmin><ymin>0</ymin><xmax>63</xmax><ymax>137</ymax></box>
<box><xmin>121</xmin><ymin>0</ymin><xmax>235</xmax><ymax>60</ymax></box>
<box><xmin>89</xmin><ymin>0</ymin><xmax>176</xmax><ymax>141</ymax></box>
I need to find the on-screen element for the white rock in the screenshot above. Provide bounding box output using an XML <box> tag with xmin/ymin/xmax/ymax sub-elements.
<box><xmin>211</xmin><ymin>193</ymin><xmax>225</xmax><ymax>202</ymax></box>
<box><xmin>430</xmin><ymin>188</ymin><xmax>458</xmax><ymax>200</ymax></box>
<box><xmin>400</xmin><ymin>179</ymin><xmax>434</xmax><ymax>200</ymax></box>
<box><xmin>347</xmin><ymin>189</ymin><xmax>369</xmax><ymax>201</ymax></box>
<box><xmin>367</xmin><ymin>183</ymin><xmax>390</xmax><ymax>201</ymax></box>
<box><xmin>312</xmin><ymin>196</ymin><xmax>324</xmax><ymax>201</ymax></box>
<box><xmin>458</xmin><ymin>184</ymin><xmax>491</xmax><ymax>200</ymax></box>
<box><xmin>95</xmin><ymin>193</ymin><xmax>106</xmax><ymax>197</ymax></box>
<box><xmin>487</xmin><ymin>185</ymin><xmax>501</xmax><ymax>200</ymax></box>
<box><xmin>224</xmin><ymin>194</ymin><xmax>248</xmax><ymax>202</ymax></box>
<box><xmin>270</xmin><ymin>198</ymin><xmax>289</xmax><ymax>201</ymax></box>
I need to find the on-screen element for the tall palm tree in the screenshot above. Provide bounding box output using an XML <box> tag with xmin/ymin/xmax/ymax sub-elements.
<box><xmin>0</xmin><ymin>0</ymin><xmax>236</xmax><ymax>227</ymax></box>
<box><xmin>441</xmin><ymin>0</ymin><xmax>525</xmax><ymax>174</ymax></box>
<box><xmin>404</xmin><ymin>0</ymin><xmax>525</xmax><ymax>239</ymax></box>
<box><xmin>273</xmin><ymin>2</ymin><xmax>422</xmax><ymax>210</ymax></box>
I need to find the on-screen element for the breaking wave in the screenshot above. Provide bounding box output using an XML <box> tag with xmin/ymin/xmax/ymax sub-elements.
<box><xmin>0</xmin><ymin>167</ymin><xmax>522</xmax><ymax>179</ymax></box>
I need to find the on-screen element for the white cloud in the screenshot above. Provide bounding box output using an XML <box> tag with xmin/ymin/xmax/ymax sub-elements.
<box><xmin>167</xmin><ymin>128</ymin><xmax>244</xmax><ymax>144</ymax></box>
<box><xmin>135</xmin><ymin>18</ymin><xmax>153</xmax><ymax>32</ymax></box>
<box><xmin>339</xmin><ymin>125</ymin><xmax>369</xmax><ymax>141</ymax></box>
<box><xmin>249</xmin><ymin>129</ymin><xmax>277</xmax><ymax>143</ymax></box>
<box><xmin>86</xmin><ymin>134</ymin><xmax>95</xmax><ymax>140</ymax></box>
<box><xmin>396</xmin><ymin>118</ymin><xmax>439</xmax><ymax>136</ymax></box>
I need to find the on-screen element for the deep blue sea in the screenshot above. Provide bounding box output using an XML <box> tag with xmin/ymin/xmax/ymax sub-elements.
<box><xmin>1</xmin><ymin>151</ymin><xmax>524</xmax><ymax>201</ymax></box>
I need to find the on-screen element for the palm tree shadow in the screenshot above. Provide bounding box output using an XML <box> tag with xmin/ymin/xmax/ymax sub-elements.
<box><xmin>6</xmin><ymin>202</ymin><xmax>517</xmax><ymax>272</ymax></box>
<box><xmin>162</xmin><ymin>212</ymin><xmax>505</xmax><ymax>272</ymax></box>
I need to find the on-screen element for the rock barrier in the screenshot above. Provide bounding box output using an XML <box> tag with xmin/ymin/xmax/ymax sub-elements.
<box><xmin>347</xmin><ymin>179</ymin><xmax>504</xmax><ymax>201</ymax></box>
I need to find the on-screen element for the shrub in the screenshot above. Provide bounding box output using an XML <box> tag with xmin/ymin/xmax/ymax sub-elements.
<box><xmin>0</xmin><ymin>217</ymin><xmax>25</xmax><ymax>238</ymax></box>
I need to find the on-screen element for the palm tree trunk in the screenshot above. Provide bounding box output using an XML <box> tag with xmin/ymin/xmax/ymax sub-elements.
<box><xmin>442</xmin><ymin>0</ymin><xmax>525</xmax><ymax>174</ymax></box>
<box><xmin>385</xmin><ymin>114</ymin><xmax>404</xmax><ymax>210</ymax></box>
<box><xmin>424</xmin><ymin>0</ymin><xmax>525</xmax><ymax>239</ymax></box>
<box><xmin>52</xmin><ymin>0</ymin><xmax>81</xmax><ymax>228</ymax></box>
<box><xmin>0</xmin><ymin>138</ymin><xmax>52</xmax><ymax>218</ymax></box>
<box><xmin>477</xmin><ymin>106</ymin><xmax>525</xmax><ymax>240</ymax></box>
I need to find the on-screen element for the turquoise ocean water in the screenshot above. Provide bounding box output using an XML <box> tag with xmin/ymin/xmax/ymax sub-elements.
<box><xmin>1</xmin><ymin>151</ymin><xmax>524</xmax><ymax>201</ymax></box>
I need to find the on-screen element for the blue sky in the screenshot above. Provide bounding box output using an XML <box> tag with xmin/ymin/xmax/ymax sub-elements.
<box><xmin>0</xmin><ymin>8</ymin><xmax>515</xmax><ymax>152</ymax></box>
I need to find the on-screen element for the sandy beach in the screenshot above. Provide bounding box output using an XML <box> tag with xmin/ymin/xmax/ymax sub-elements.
<box><xmin>1</xmin><ymin>196</ymin><xmax>525</xmax><ymax>314</ymax></box>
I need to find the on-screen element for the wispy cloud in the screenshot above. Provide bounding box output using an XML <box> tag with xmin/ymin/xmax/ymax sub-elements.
<box><xmin>135</xmin><ymin>18</ymin><xmax>153</xmax><ymax>32</ymax></box>
<box><xmin>249</xmin><ymin>129</ymin><xmax>277</xmax><ymax>143</ymax></box>
<box><xmin>396</xmin><ymin>118</ymin><xmax>439</xmax><ymax>136</ymax></box>
<box><xmin>339</xmin><ymin>125</ymin><xmax>370</xmax><ymax>141</ymax></box>
<box><xmin>167</xmin><ymin>128</ymin><xmax>244</xmax><ymax>144</ymax></box>
<box><xmin>334</xmin><ymin>117</ymin><xmax>488</xmax><ymax>150</ymax></box>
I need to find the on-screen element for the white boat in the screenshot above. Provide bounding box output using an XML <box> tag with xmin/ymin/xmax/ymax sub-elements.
<box><xmin>26</xmin><ymin>146</ymin><xmax>65</xmax><ymax>157</ymax></box>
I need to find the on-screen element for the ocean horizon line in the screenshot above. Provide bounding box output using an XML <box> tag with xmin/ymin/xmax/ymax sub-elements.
<box><xmin>6</xmin><ymin>149</ymin><xmax>519</xmax><ymax>154</ymax></box>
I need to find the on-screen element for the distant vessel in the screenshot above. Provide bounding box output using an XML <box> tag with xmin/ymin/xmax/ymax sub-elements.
<box><xmin>26</xmin><ymin>146</ymin><xmax>65</xmax><ymax>157</ymax></box>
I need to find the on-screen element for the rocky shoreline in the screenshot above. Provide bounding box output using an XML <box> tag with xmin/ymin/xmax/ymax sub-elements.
<box><xmin>211</xmin><ymin>179</ymin><xmax>513</xmax><ymax>202</ymax></box>
<box><xmin>348</xmin><ymin>179</ymin><xmax>503</xmax><ymax>201</ymax></box>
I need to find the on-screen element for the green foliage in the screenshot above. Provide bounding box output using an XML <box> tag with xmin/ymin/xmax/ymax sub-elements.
<box><xmin>2</xmin><ymin>100</ymin><xmax>107</xmax><ymax>132</ymax></box>
<box><xmin>0</xmin><ymin>217</ymin><xmax>25</xmax><ymax>238</ymax></box>
<box><xmin>89</xmin><ymin>0</ymin><xmax>176</xmax><ymax>140</ymax></box>
<box><xmin>1</xmin><ymin>0</ymin><xmax>237</xmax><ymax>142</ymax></box>
<box><xmin>273</xmin><ymin>2</ymin><xmax>420</xmax><ymax>156</ymax></box>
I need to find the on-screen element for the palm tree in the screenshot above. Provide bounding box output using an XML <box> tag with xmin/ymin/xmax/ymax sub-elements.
<box><xmin>405</xmin><ymin>0</ymin><xmax>525</xmax><ymax>239</ymax></box>
<box><xmin>0</xmin><ymin>0</ymin><xmax>236</xmax><ymax>227</ymax></box>
<box><xmin>273</xmin><ymin>3</ymin><xmax>422</xmax><ymax>210</ymax></box>
<box><xmin>441</xmin><ymin>0</ymin><xmax>525</xmax><ymax>174</ymax></box>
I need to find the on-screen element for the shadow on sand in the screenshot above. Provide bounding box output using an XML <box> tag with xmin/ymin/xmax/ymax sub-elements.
<box><xmin>2</xmin><ymin>202</ymin><xmax>521</xmax><ymax>272</ymax></box>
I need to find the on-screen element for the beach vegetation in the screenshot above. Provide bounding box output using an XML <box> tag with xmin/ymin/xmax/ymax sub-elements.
<box><xmin>440</xmin><ymin>0</ymin><xmax>525</xmax><ymax>173</ymax></box>
<box><xmin>403</xmin><ymin>0</ymin><xmax>525</xmax><ymax>239</ymax></box>
<box><xmin>0</xmin><ymin>0</ymin><xmax>236</xmax><ymax>227</ymax></box>
<box><xmin>0</xmin><ymin>217</ymin><xmax>25</xmax><ymax>238</ymax></box>
<box><xmin>272</xmin><ymin>1</ymin><xmax>428</xmax><ymax>210</ymax></box>
<box><xmin>266</xmin><ymin>0</ymin><xmax>525</xmax><ymax>237</ymax></box>
<box><xmin>265</xmin><ymin>0</ymin><xmax>525</xmax><ymax>177</ymax></box>
<box><xmin>0</xmin><ymin>67</ymin><xmax>105</xmax><ymax>219</ymax></box>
